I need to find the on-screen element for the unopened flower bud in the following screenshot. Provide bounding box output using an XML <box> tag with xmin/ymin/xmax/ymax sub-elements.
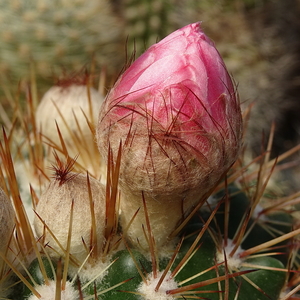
<box><xmin>97</xmin><ymin>22</ymin><xmax>242</xmax><ymax>250</ymax></box>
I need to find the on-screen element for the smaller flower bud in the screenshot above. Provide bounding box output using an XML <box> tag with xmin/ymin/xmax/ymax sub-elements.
<box><xmin>35</xmin><ymin>83</ymin><xmax>104</xmax><ymax>174</ymax></box>
<box><xmin>33</xmin><ymin>170</ymin><xmax>106</xmax><ymax>263</ymax></box>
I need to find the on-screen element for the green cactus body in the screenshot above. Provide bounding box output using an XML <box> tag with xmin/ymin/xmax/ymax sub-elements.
<box><xmin>82</xmin><ymin>249</ymin><xmax>151</xmax><ymax>299</ymax></box>
<box><xmin>238</xmin><ymin>256</ymin><xmax>286</xmax><ymax>300</ymax></box>
<box><xmin>8</xmin><ymin>184</ymin><xmax>290</xmax><ymax>300</ymax></box>
<box><xmin>167</xmin><ymin>225</ymin><xmax>286</xmax><ymax>300</ymax></box>
<box><xmin>28</xmin><ymin>257</ymin><xmax>55</xmax><ymax>286</ymax></box>
<box><xmin>211</xmin><ymin>185</ymin><xmax>293</xmax><ymax>263</ymax></box>
<box><xmin>79</xmin><ymin>224</ymin><xmax>286</xmax><ymax>300</ymax></box>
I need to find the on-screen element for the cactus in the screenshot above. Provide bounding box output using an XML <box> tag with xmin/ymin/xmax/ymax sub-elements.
<box><xmin>0</xmin><ymin>1</ymin><xmax>124</xmax><ymax>81</ymax></box>
<box><xmin>1</xmin><ymin>18</ymin><xmax>300</xmax><ymax>300</ymax></box>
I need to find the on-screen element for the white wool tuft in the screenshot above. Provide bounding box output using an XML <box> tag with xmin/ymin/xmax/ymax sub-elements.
<box><xmin>27</xmin><ymin>281</ymin><xmax>79</xmax><ymax>300</ymax></box>
<box><xmin>68</xmin><ymin>257</ymin><xmax>110</xmax><ymax>283</ymax></box>
<box><xmin>138</xmin><ymin>271</ymin><xmax>177</xmax><ymax>300</ymax></box>
<box><xmin>216</xmin><ymin>239</ymin><xmax>244</xmax><ymax>269</ymax></box>
<box><xmin>252</xmin><ymin>204</ymin><xmax>268</xmax><ymax>221</ymax></box>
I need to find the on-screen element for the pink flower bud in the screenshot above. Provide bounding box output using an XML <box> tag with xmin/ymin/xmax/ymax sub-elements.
<box><xmin>97</xmin><ymin>22</ymin><xmax>242</xmax><ymax>250</ymax></box>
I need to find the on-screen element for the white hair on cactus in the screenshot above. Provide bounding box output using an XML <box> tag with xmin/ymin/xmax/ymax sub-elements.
<box><xmin>138</xmin><ymin>271</ymin><xmax>178</xmax><ymax>300</ymax></box>
<box><xmin>27</xmin><ymin>281</ymin><xmax>79</xmax><ymax>300</ymax></box>
<box><xmin>216</xmin><ymin>239</ymin><xmax>243</xmax><ymax>269</ymax></box>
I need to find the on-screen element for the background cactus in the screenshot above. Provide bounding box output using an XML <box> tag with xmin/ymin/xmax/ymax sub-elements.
<box><xmin>1</xmin><ymin>1</ymin><xmax>300</xmax><ymax>299</ymax></box>
<box><xmin>0</xmin><ymin>0</ymin><xmax>124</xmax><ymax>80</ymax></box>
